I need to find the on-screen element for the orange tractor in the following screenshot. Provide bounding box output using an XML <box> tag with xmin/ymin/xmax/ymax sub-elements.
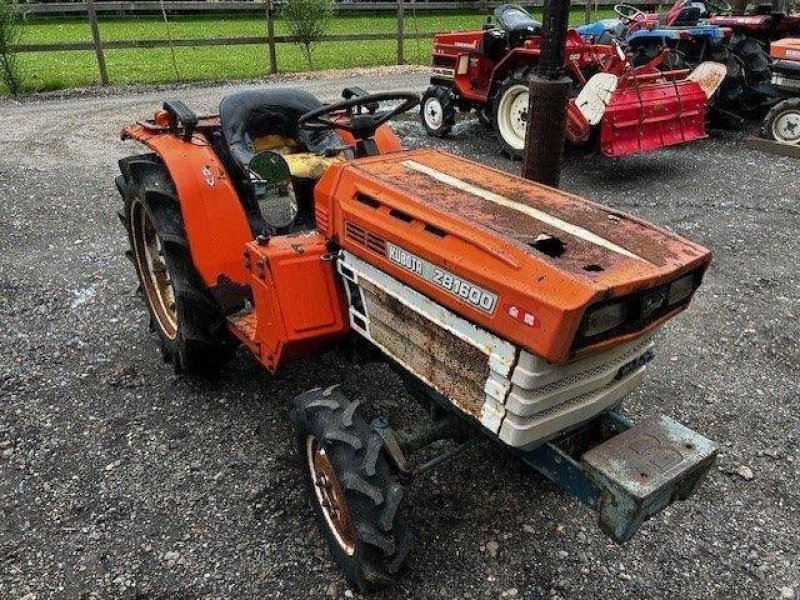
<box><xmin>118</xmin><ymin>87</ymin><xmax>718</xmax><ymax>593</ymax></box>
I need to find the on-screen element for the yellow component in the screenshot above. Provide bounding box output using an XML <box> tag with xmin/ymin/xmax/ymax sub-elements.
<box><xmin>284</xmin><ymin>153</ymin><xmax>343</xmax><ymax>179</ymax></box>
<box><xmin>252</xmin><ymin>135</ymin><xmax>299</xmax><ymax>154</ymax></box>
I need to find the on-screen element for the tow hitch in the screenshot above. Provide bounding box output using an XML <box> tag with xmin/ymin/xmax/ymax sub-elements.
<box><xmin>518</xmin><ymin>411</ymin><xmax>717</xmax><ymax>543</ymax></box>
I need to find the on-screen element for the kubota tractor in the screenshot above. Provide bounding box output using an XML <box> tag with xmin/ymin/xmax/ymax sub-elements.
<box><xmin>118</xmin><ymin>86</ymin><xmax>718</xmax><ymax>594</ymax></box>
<box><xmin>420</xmin><ymin>4</ymin><xmax>726</xmax><ymax>158</ymax></box>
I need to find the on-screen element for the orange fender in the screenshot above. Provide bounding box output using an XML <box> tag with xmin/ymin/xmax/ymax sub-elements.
<box><xmin>122</xmin><ymin>125</ymin><xmax>253</xmax><ymax>291</ymax></box>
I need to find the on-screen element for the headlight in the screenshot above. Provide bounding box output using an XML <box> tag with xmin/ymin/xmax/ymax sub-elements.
<box><xmin>668</xmin><ymin>274</ymin><xmax>695</xmax><ymax>306</ymax></box>
<box><xmin>581</xmin><ymin>302</ymin><xmax>627</xmax><ymax>338</ymax></box>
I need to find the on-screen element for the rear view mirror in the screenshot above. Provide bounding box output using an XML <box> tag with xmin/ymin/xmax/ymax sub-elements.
<box><xmin>249</xmin><ymin>150</ymin><xmax>297</xmax><ymax>230</ymax></box>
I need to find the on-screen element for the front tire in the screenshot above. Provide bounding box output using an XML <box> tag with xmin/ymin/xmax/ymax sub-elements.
<box><xmin>291</xmin><ymin>386</ymin><xmax>412</xmax><ymax>594</ymax></box>
<box><xmin>491</xmin><ymin>67</ymin><xmax>533</xmax><ymax>158</ymax></box>
<box><xmin>762</xmin><ymin>98</ymin><xmax>800</xmax><ymax>145</ymax></box>
<box><xmin>420</xmin><ymin>85</ymin><xmax>456</xmax><ymax>138</ymax></box>
<box><xmin>117</xmin><ymin>153</ymin><xmax>236</xmax><ymax>373</ymax></box>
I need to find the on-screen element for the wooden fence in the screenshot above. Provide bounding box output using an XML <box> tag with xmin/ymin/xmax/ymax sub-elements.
<box><xmin>10</xmin><ymin>0</ymin><xmax>659</xmax><ymax>86</ymax></box>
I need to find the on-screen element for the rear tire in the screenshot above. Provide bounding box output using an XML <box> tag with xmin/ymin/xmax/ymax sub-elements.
<box><xmin>491</xmin><ymin>67</ymin><xmax>533</xmax><ymax>159</ymax></box>
<box><xmin>117</xmin><ymin>153</ymin><xmax>236</xmax><ymax>373</ymax></box>
<box><xmin>291</xmin><ymin>386</ymin><xmax>412</xmax><ymax>594</ymax></box>
<box><xmin>420</xmin><ymin>85</ymin><xmax>456</xmax><ymax>138</ymax></box>
<box><xmin>761</xmin><ymin>98</ymin><xmax>800</xmax><ymax>145</ymax></box>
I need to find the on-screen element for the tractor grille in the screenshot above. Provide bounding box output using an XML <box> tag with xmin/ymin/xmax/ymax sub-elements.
<box><xmin>345</xmin><ymin>221</ymin><xmax>387</xmax><ymax>256</ymax></box>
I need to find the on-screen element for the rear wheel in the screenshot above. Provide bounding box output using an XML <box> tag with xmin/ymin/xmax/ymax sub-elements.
<box><xmin>492</xmin><ymin>68</ymin><xmax>533</xmax><ymax>158</ymax></box>
<box><xmin>291</xmin><ymin>386</ymin><xmax>412</xmax><ymax>594</ymax></box>
<box><xmin>420</xmin><ymin>85</ymin><xmax>456</xmax><ymax>138</ymax></box>
<box><xmin>762</xmin><ymin>98</ymin><xmax>800</xmax><ymax>145</ymax></box>
<box><xmin>117</xmin><ymin>153</ymin><xmax>236</xmax><ymax>373</ymax></box>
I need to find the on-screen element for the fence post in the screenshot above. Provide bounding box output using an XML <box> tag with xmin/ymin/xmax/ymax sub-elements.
<box><xmin>584</xmin><ymin>0</ymin><xmax>591</xmax><ymax>23</ymax></box>
<box><xmin>396</xmin><ymin>0</ymin><xmax>404</xmax><ymax>65</ymax></box>
<box><xmin>85</xmin><ymin>0</ymin><xmax>109</xmax><ymax>85</ymax></box>
<box><xmin>265</xmin><ymin>0</ymin><xmax>277</xmax><ymax>74</ymax></box>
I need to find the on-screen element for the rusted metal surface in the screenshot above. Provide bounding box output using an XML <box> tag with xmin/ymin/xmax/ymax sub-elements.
<box><xmin>522</xmin><ymin>75</ymin><xmax>571</xmax><ymax>187</ymax></box>
<box><xmin>320</xmin><ymin>148</ymin><xmax>712</xmax><ymax>363</ymax></box>
<box><xmin>519</xmin><ymin>411</ymin><xmax>717</xmax><ymax>543</ymax></box>
<box><xmin>361</xmin><ymin>280</ymin><xmax>490</xmax><ymax>419</ymax></box>
<box><xmin>582</xmin><ymin>414</ymin><xmax>718</xmax><ymax>542</ymax></box>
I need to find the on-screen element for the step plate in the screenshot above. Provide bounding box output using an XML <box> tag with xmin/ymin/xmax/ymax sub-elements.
<box><xmin>582</xmin><ymin>414</ymin><xmax>717</xmax><ymax>542</ymax></box>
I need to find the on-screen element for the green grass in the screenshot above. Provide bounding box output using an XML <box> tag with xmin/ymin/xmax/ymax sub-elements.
<box><xmin>6</xmin><ymin>10</ymin><xmax>615</xmax><ymax>94</ymax></box>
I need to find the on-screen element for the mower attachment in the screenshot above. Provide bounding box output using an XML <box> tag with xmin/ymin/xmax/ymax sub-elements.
<box><xmin>519</xmin><ymin>412</ymin><xmax>717</xmax><ymax>543</ymax></box>
<box><xmin>599</xmin><ymin>77</ymin><xmax>708</xmax><ymax>157</ymax></box>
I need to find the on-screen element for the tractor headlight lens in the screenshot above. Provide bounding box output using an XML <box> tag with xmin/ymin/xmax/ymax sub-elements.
<box><xmin>582</xmin><ymin>302</ymin><xmax>627</xmax><ymax>338</ymax></box>
<box><xmin>668</xmin><ymin>274</ymin><xmax>695</xmax><ymax>306</ymax></box>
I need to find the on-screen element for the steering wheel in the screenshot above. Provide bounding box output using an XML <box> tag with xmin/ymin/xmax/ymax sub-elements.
<box><xmin>700</xmin><ymin>0</ymin><xmax>732</xmax><ymax>13</ymax></box>
<box><xmin>299</xmin><ymin>92</ymin><xmax>419</xmax><ymax>140</ymax></box>
<box><xmin>614</xmin><ymin>3</ymin><xmax>647</xmax><ymax>23</ymax></box>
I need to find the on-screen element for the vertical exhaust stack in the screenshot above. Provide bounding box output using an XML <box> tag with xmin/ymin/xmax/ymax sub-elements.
<box><xmin>522</xmin><ymin>0</ymin><xmax>572</xmax><ymax>188</ymax></box>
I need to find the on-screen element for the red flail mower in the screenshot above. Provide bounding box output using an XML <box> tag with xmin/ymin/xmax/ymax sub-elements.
<box><xmin>421</xmin><ymin>4</ymin><xmax>726</xmax><ymax>158</ymax></box>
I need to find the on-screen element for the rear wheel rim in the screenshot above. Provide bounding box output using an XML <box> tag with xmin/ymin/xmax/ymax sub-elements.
<box><xmin>306</xmin><ymin>435</ymin><xmax>356</xmax><ymax>556</ymax></box>
<box><xmin>497</xmin><ymin>84</ymin><xmax>529</xmax><ymax>151</ymax></box>
<box><xmin>424</xmin><ymin>97</ymin><xmax>444</xmax><ymax>130</ymax></box>
<box><xmin>130</xmin><ymin>198</ymin><xmax>178</xmax><ymax>340</ymax></box>
<box><xmin>772</xmin><ymin>109</ymin><xmax>800</xmax><ymax>145</ymax></box>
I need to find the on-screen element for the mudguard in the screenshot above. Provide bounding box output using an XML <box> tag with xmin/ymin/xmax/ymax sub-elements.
<box><xmin>122</xmin><ymin>125</ymin><xmax>253</xmax><ymax>290</ymax></box>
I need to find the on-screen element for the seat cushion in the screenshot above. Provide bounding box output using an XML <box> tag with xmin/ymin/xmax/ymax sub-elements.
<box><xmin>219</xmin><ymin>88</ymin><xmax>340</xmax><ymax>170</ymax></box>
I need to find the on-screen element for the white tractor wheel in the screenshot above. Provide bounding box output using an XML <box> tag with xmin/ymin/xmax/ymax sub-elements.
<box><xmin>491</xmin><ymin>69</ymin><xmax>533</xmax><ymax>158</ymax></box>
<box><xmin>420</xmin><ymin>85</ymin><xmax>456</xmax><ymax>138</ymax></box>
<box><xmin>762</xmin><ymin>98</ymin><xmax>800</xmax><ymax>145</ymax></box>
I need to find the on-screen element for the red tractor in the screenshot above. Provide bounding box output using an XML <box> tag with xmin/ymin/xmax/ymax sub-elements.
<box><xmin>118</xmin><ymin>87</ymin><xmax>718</xmax><ymax>593</ymax></box>
<box><xmin>710</xmin><ymin>0</ymin><xmax>800</xmax><ymax>44</ymax></box>
<box><xmin>761</xmin><ymin>37</ymin><xmax>800</xmax><ymax>142</ymax></box>
<box><xmin>421</xmin><ymin>4</ymin><xmax>726</xmax><ymax>158</ymax></box>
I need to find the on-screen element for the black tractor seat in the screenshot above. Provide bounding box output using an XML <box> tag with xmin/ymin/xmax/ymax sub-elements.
<box><xmin>219</xmin><ymin>87</ymin><xmax>341</xmax><ymax>173</ymax></box>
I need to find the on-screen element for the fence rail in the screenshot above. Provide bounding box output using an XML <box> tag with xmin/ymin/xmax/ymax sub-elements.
<box><xmin>9</xmin><ymin>0</ymin><xmax>660</xmax><ymax>87</ymax></box>
<box><xmin>12</xmin><ymin>0</ymin><xmax>653</xmax><ymax>14</ymax></box>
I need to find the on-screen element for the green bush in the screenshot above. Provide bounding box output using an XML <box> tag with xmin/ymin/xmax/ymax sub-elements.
<box><xmin>281</xmin><ymin>0</ymin><xmax>332</xmax><ymax>70</ymax></box>
<box><xmin>0</xmin><ymin>0</ymin><xmax>23</xmax><ymax>95</ymax></box>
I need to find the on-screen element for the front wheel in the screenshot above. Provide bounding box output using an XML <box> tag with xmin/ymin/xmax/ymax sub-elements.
<box><xmin>291</xmin><ymin>386</ymin><xmax>412</xmax><ymax>594</ymax></box>
<box><xmin>762</xmin><ymin>98</ymin><xmax>800</xmax><ymax>145</ymax></box>
<box><xmin>491</xmin><ymin>68</ymin><xmax>533</xmax><ymax>158</ymax></box>
<box><xmin>420</xmin><ymin>85</ymin><xmax>456</xmax><ymax>138</ymax></box>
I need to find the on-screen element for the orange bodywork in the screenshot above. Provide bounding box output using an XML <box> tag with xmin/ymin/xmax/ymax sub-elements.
<box><xmin>315</xmin><ymin>149</ymin><xmax>711</xmax><ymax>364</ymax></box>
<box><xmin>122</xmin><ymin>120</ymin><xmax>253</xmax><ymax>290</ymax></box>
<box><xmin>230</xmin><ymin>233</ymin><xmax>349</xmax><ymax>371</ymax></box>
<box><xmin>771</xmin><ymin>38</ymin><xmax>800</xmax><ymax>60</ymax></box>
<box><xmin>123</xmin><ymin>117</ymin><xmax>710</xmax><ymax>370</ymax></box>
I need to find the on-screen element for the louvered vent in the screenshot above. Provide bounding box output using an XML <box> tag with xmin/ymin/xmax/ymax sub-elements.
<box><xmin>345</xmin><ymin>221</ymin><xmax>387</xmax><ymax>256</ymax></box>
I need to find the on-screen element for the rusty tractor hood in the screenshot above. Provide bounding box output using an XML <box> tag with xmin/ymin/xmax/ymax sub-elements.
<box><xmin>316</xmin><ymin>149</ymin><xmax>711</xmax><ymax>363</ymax></box>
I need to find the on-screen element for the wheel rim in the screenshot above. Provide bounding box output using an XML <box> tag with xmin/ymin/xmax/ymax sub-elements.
<box><xmin>771</xmin><ymin>109</ymin><xmax>800</xmax><ymax>145</ymax></box>
<box><xmin>497</xmin><ymin>85</ymin><xmax>529</xmax><ymax>151</ymax></box>
<box><xmin>130</xmin><ymin>198</ymin><xmax>178</xmax><ymax>340</ymax></box>
<box><xmin>423</xmin><ymin>96</ymin><xmax>444</xmax><ymax>130</ymax></box>
<box><xmin>306</xmin><ymin>435</ymin><xmax>356</xmax><ymax>556</ymax></box>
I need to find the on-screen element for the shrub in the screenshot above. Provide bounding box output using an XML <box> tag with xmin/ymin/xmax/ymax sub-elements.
<box><xmin>282</xmin><ymin>0</ymin><xmax>332</xmax><ymax>70</ymax></box>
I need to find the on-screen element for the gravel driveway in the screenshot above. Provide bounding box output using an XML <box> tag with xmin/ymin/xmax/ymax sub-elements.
<box><xmin>1</xmin><ymin>68</ymin><xmax>798</xmax><ymax>600</ymax></box>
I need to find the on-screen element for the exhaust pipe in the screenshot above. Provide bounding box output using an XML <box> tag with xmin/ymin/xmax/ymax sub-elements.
<box><xmin>521</xmin><ymin>0</ymin><xmax>572</xmax><ymax>188</ymax></box>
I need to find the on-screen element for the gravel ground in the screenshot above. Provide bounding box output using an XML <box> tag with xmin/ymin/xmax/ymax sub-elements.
<box><xmin>1</xmin><ymin>68</ymin><xmax>798</xmax><ymax>600</ymax></box>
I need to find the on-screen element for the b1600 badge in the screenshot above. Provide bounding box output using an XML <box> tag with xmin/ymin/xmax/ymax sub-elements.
<box><xmin>386</xmin><ymin>242</ymin><xmax>498</xmax><ymax>314</ymax></box>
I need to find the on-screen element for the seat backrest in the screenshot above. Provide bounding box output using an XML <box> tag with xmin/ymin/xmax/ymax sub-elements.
<box><xmin>666</xmin><ymin>4</ymin><xmax>703</xmax><ymax>25</ymax></box>
<box><xmin>219</xmin><ymin>88</ymin><xmax>339</xmax><ymax>171</ymax></box>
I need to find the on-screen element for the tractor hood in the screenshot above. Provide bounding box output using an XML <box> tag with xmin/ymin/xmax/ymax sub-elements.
<box><xmin>315</xmin><ymin>149</ymin><xmax>711</xmax><ymax>363</ymax></box>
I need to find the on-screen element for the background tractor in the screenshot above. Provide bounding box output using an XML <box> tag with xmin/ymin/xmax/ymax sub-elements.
<box><xmin>577</xmin><ymin>0</ymin><xmax>774</xmax><ymax>119</ymax></box>
<box><xmin>118</xmin><ymin>86</ymin><xmax>719</xmax><ymax>594</ymax></box>
<box><xmin>761</xmin><ymin>37</ymin><xmax>800</xmax><ymax>142</ymax></box>
<box><xmin>420</xmin><ymin>4</ymin><xmax>725</xmax><ymax>158</ymax></box>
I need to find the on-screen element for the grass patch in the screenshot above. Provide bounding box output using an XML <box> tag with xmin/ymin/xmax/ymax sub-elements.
<box><xmin>7</xmin><ymin>9</ymin><xmax>616</xmax><ymax>94</ymax></box>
